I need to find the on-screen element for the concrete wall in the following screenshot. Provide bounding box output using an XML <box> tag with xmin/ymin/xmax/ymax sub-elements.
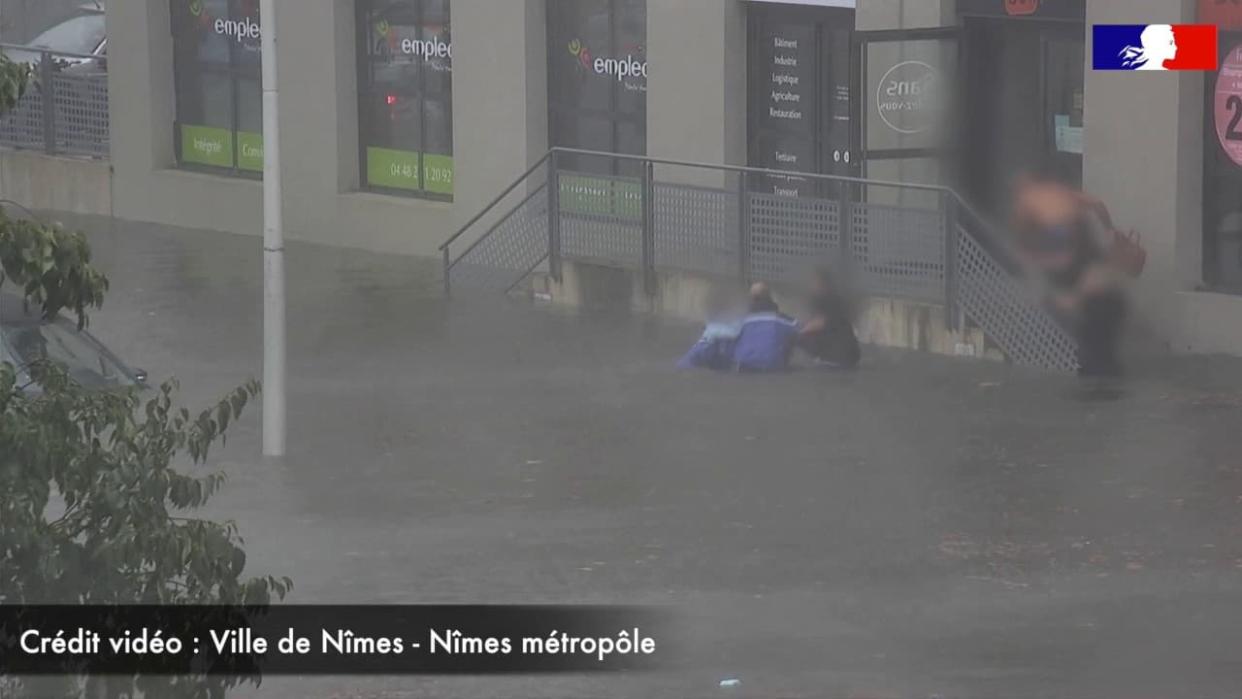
<box><xmin>453</xmin><ymin>0</ymin><xmax>548</xmax><ymax>225</ymax></box>
<box><xmin>1083</xmin><ymin>0</ymin><xmax>1242</xmax><ymax>353</ymax></box>
<box><xmin>0</xmin><ymin>150</ymin><xmax>111</xmax><ymax>215</ymax></box>
<box><xmin>107</xmin><ymin>0</ymin><xmax>263</xmax><ymax>238</ymax></box>
<box><xmin>855</xmin><ymin>0</ymin><xmax>955</xmax><ymax>30</ymax></box>
<box><xmin>646</xmin><ymin>0</ymin><xmax>747</xmax><ymax>183</ymax></box>
<box><xmin>103</xmin><ymin>0</ymin><xmax>548</xmax><ymax>258</ymax></box>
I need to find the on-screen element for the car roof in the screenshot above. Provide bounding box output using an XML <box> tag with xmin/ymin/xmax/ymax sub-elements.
<box><xmin>0</xmin><ymin>293</ymin><xmax>47</xmax><ymax>324</ymax></box>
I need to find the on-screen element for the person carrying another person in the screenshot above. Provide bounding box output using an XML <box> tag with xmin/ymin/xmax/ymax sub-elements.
<box><xmin>1011</xmin><ymin>168</ymin><xmax>1128</xmax><ymax>377</ymax></box>
<box><xmin>797</xmin><ymin>267</ymin><xmax>861</xmax><ymax>370</ymax></box>
<box><xmin>730</xmin><ymin>282</ymin><xmax>800</xmax><ymax>372</ymax></box>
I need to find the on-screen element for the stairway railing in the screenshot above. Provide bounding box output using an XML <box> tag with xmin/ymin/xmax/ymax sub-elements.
<box><xmin>440</xmin><ymin>147</ymin><xmax>1079</xmax><ymax>372</ymax></box>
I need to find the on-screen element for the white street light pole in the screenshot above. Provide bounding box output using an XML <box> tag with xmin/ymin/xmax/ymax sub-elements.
<box><xmin>260</xmin><ymin>0</ymin><xmax>286</xmax><ymax>457</ymax></box>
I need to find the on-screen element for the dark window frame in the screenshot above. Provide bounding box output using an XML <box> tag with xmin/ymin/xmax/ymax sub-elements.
<box><xmin>746</xmin><ymin>2</ymin><xmax>856</xmax><ymax>197</ymax></box>
<box><xmin>356</xmin><ymin>0</ymin><xmax>454</xmax><ymax>201</ymax></box>
<box><xmin>546</xmin><ymin>0</ymin><xmax>647</xmax><ymax>177</ymax></box>
<box><xmin>170</xmin><ymin>0</ymin><xmax>264</xmax><ymax>179</ymax></box>
<box><xmin>1203</xmin><ymin>30</ymin><xmax>1242</xmax><ymax>294</ymax></box>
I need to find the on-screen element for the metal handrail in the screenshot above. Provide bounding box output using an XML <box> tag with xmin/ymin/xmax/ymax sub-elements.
<box><xmin>445</xmin><ymin>181</ymin><xmax>548</xmax><ymax>272</ymax></box>
<box><xmin>441</xmin><ymin>146</ymin><xmax>1079</xmax><ymax>371</ymax></box>
<box><xmin>437</xmin><ymin>145</ymin><xmax>1032</xmax><ymax>279</ymax></box>
<box><xmin>0</xmin><ymin>42</ymin><xmax>103</xmax><ymax>62</ymax></box>
<box><xmin>550</xmin><ymin>146</ymin><xmax>952</xmax><ymax>193</ymax></box>
<box><xmin>439</xmin><ymin>150</ymin><xmax>553</xmax><ymax>251</ymax></box>
<box><xmin>0</xmin><ymin>41</ymin><xmax>111</xmax><ymax>160</ymax></box>
<box><xmin>440</xmin><ymin>146</ymin><xmax>1010</xmax><ymax>258</ymax></box>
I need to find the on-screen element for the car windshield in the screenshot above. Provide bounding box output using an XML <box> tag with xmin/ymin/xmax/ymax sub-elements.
<box><xmin>28</xmin><ymin>14</ymin><xmax>106</xmax><ymax>55</ymax></box>
<box><xmin>3</xmin><ymin>319</ymin><xmax>134</xmax><ymax>389</ymax></box>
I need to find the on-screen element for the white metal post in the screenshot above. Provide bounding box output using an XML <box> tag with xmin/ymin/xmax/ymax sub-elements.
<box><xmin>260</xmin><ymin>0</ymin><xmax>286</xmax><ymax>457</ymax></box>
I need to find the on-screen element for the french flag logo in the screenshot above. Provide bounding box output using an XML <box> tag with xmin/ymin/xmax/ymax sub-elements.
<box><xmin>1093</xmin><ymin>24</ymin><xmax>1218</xmax><ymax>71</ymax></box>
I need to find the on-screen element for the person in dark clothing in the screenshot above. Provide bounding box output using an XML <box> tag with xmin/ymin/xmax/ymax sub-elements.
<box><xmin>1012</xmin><ymin>170</ymin><xmax>1127</xmax><ymax>377</ymax></box>
<box><xmin>797</xmin><ymin>268</ymin><xmax>861</xmax><ymax>369</ymax></box>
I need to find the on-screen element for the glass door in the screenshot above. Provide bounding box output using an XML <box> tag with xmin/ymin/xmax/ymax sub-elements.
<box><xmin>1041</xmin><ymin>32</ymin><xmax>1085</xmax><ymax>190</ymax></box>
<box><xmin>959</xmin><ymin>17</ymin><xmax>1083</xmax><ymax>218</ymax></box>
<box><xmin>1205</xmin><ymin>33</ymin><xmax>1242</xmax><ymax>292</ymax></box>
<box><xmin>851</xmin><ymin>25</ymin><xmax>958</xmax><ymax>207</ymax></box>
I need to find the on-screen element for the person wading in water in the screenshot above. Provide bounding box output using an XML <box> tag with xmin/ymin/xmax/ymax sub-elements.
<box><xmin>1011</xmin><ymin>169</ymin><xmax>1128</xmax><ymax>377</ymax></box>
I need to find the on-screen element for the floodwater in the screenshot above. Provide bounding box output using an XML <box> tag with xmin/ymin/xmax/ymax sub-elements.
<box><xmin>51</xmin><ymin>214</ymin><xmax>1242</xmax><ymax>697</ymax></box>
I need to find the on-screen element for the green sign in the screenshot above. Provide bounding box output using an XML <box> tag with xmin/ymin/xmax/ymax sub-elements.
<box><xmin>237</xmin><ymin>131</ymin><xmax>264</xmax><ymax>172</ymax></box>
<box><xmin>366</xmin><ymin>147</ymin><xmax>454</xmax><ymax>195</ymax></box>
<box><xmin>180</xmin><ymin>124</ymin><xmax>232</xmax><ymax>169</ymax></box>
<box><xmin>559</xmin><ymin>174</ymin><xmax>642</xmax><ymax>219</ymax></box>
<box><xmin>367</xmin><ymin>147</ymin><xmax>422</xmax><ymax>191</ymax></box>
<box><xmin>422</xmin><ymin>153</ymin><xmax>454</xmax><ymax>195</ymax></box>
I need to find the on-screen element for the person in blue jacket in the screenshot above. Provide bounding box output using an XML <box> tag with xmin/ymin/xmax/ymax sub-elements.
<box><xmin>731</xmin><ymin>283</ymin><xmax>800</xmax><ymax>372</ymax></box>
<box><xmin>677</xmin><ymin>288</ymin><xmax>742</xmax><ymax>371</ymax></box>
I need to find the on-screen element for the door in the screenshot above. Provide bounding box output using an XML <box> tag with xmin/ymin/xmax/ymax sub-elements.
<box><xmin>747</xmin><ymin>3</ymin><xmax>855</xmax><ymax>198</ymax></box>
<box><xmin>851</xmin><ymin>26</ymin><xmax>960</xmax><ymax>187</ymax></box>
<box><xmin>960</xmin><ymin>17</ymin><xmax>1084</xmax><ymax>217</ymax></box>
<box><xmin>1041</xmin><ymin>32</ymin><xmax>1085</xmax><ymax>189</ymax></box>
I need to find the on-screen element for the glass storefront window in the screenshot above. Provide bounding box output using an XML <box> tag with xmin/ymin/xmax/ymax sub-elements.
<box><xmin>546</xmin><ymin>0</ymin><xmax>647</xmax><ymax>176</ymax></box>
<box><xmin>171</xmin><ymin>0</ymin><xmax>264</xmax><ymax>175</ymax></box>
<box><xmin>746</xmin><ymin>3</ymin><xmax>854</xmax><ymax>197</ymax></box>
<box><xmin>357</xmin><ymin>0</ymin><xmax>453</xmax><ymax>198</ymax></box>
<box><xmin>1206</xmin><ymin>33</ymin><xmax>1242</xmax><ymax>293</ymax></box>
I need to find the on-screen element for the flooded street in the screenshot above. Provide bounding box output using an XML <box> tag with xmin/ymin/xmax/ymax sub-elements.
<box><xmin>65</xmin><ymin>213</ymin><xmax>1242</xmax><ymax>698</ymax></box>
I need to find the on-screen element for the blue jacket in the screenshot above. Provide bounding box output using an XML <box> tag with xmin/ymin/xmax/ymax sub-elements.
<box><xmin>731</xmin><ymin>312</ymin><xmax>800</xmax><ymax>372</ymax></box>
<box><xmin>677</xmin><ymin>321</ymin><xmax>741</xmax><ymax>371</ymax></box>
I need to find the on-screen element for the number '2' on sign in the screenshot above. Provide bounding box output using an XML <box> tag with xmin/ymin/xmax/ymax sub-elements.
<box><xmin>1216</xmin><ymin>43</ymin><xmax>1242</xmax><ymax>167</ymax></box>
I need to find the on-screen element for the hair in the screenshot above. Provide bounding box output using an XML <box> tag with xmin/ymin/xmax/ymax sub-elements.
<box><xmin>812</xmin><ymin>266</ymin><xmax>858</xmax><ymax>321</ymax></box>
<box><xmin>1117</xmin><ymin>44</ymin><xmax>1149</xmax><ymax>69</ymax></box>
<box><xmin>748</xmin><ymin>282</ymin><xmax>778</xmax><ymax>313</ymax></box>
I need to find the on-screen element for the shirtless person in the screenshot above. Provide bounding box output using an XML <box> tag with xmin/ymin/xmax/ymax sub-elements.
<box><xmin>1011</xmin><ymin>170</ymin><xmax>1126</xmax><ymax>377</ymax></box>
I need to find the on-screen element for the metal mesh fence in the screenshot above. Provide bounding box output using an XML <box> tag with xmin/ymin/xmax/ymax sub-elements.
<box><xmin>50</xmin><ymin>70</ymin><xmax>109</xmax><ymax>157</ymax></box>
<box><xmin>559</xmin><ymin>171</ymin><xmax>643</xmax><ymax>267</ymax></box>
<box><xmin>0</xmin><ymin>55</ymin><xmax>109</xmax><ymax>158</ymax></box>
<box><xmin>956</xmin><ymin>227</ymin><xmax>1080</xmax><ymax>372</ymax></box>
<box><xmin>851</xmin><ymin>202</ymin><xmax>944</xmax><ymax>302</ymax></box>
<box><xmin>448</xmin><ymin>185</ymin><xmax>550</xmax><ymax>294</ymax></box>
<box><xmin>749</xmin><ymin>191</ymin><xmax>840</xmax><ymax>284</ymax></box>
<box><xmin>654</xmin><ymin>181</ymin><xmax>738</xmax><ymax>278</ymax></box>
<box><xmin>0</xmin><ymin>78</ymin><xmax>44</xmax><ymax>148</ymax></box>
<box><xmin>445</xmin><ymin>153</ymin><xmax>1080</xmax><ymax>372</ymax></box>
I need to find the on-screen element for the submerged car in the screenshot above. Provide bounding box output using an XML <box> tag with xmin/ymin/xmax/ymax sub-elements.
<box><xmin>3</xmin><ymin>5</ymin><xmax>107</xmax><ymax>70</ymax></box>
<box><xmin>0</xmin><ymin>292</ymin><xmax>144</xmax><ymax>392</ymax></box>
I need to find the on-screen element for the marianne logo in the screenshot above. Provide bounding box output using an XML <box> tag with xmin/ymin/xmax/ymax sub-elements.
<box><xmin>1093</xmin><ymin>24</ymin><xmax>1217</xmax><ymax>70</ymax></box>
<box><xmin>568</xmin><ymin>38</ymin><xmax>647</xmax><ymax>86</ymax></box>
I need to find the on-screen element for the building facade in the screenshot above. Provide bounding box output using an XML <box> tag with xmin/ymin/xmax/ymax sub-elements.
<box><xmin>1</xmin><ymin>0</ymin><xmax>1240</xmax><ymax>354</ymax></box>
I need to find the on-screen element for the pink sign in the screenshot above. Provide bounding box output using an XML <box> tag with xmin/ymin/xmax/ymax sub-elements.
<box><xmin>1217</xmin><ymin>42</ymin><xmax>1242</xmax><ymax>167</ymax></box>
